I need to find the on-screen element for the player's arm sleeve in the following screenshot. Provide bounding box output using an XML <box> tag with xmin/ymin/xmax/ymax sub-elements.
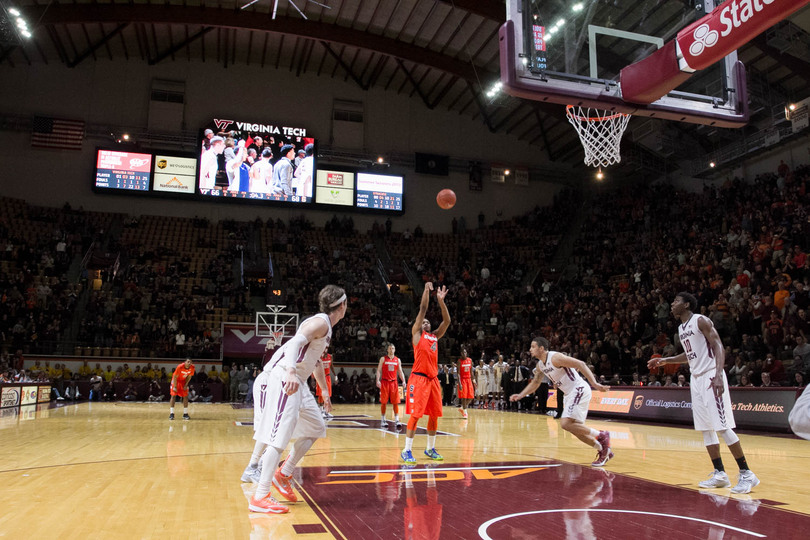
<box><xmin>278</xmin><ymin>318</ymin><xmax>327</xmax><ymax>370</ymax></box>
<box><xmin>278</xmin><ymin>334</ymin><xmax>308</xmax><ymax>370</ymax></box>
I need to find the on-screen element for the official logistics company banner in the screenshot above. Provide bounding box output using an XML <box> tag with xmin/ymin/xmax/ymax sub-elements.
<box><xmin>545</xmin><ymin>387</ymin><xmax>798</xmax><ymax>431</ymax></box>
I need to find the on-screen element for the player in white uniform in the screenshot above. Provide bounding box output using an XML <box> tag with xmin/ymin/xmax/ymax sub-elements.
<box><xmin>248</xmin><ymin>285</ymin><xmax>348</xmax><ymax>514</ymax></box>
<box><xmin>790</xmin><ymin>385</ymin><xmax>810</xmax><ymax>440</ymax></box>
<box><xmin>486</xmin><ymin>360</ymin><xmax>497</xmax><ymax>408</ymax></box>
<box><xmin>475</xmin><ymin>357</ymin><xmax>489</xmax><ymax>407</ymax></box>
<box><xmin>493</xmin><ymin>355</ymin><xmax>506</xmax><ymax>408</ymax></box>
<box><xmin>510</xmin><ymin>337</ymin><xmax>612</xmax><ymax>466</ymax></box>
<box><xmin>241</xmin><ymin>340</ymin><xmax>281</xmax><ymax>484</ymax></box>
<box><xmin>648</xmin><ymin>292</ymin><xmax>759</xmax><ymax>494</ymax></box>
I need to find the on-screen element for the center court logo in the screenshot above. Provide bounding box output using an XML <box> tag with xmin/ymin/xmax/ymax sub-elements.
<box><xmin>688</xmin><ymin>24</ymin><xmax>719</xmax><ymax>56</ymax></box>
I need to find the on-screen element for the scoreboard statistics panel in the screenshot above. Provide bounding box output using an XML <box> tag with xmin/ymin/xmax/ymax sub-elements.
<box><xmin>355</xmin><ymin>172</ymin><xmax>403</xmax><ymax>211</ymax></box>
<box><xmin>94</xmin><ymin>150</ymin><xmax>152</xmax><ymax>191</ymax></box>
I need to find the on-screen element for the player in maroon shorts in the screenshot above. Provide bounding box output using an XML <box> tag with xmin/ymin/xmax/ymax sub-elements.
<box><xmin>169</xmin><ymin>357</ymin><xmax>195</xmax><ymax>420</ymax></box>
<box><xmin>456</xmin><ymin>347</ymin><xmax>475</xmax><ymax>419</ymax></box>
<box><xmin>376</xmin><ymin>343</ymin><xmax>406</xmax><ymax>429</ymax></box>
<box><xmin>401</xmin><ymin>282</ymin><xmax>450</xmax><ymax>465</ymax></box>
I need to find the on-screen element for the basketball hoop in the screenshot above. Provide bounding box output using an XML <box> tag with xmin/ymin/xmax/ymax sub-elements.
<box><xmin>268</xmin><ymin>329</ymin><xmax>284</xmax><ymax>349</ymax></box>
<box><xmin>566</xmin><ymin>105</ymin><xmax>631</xmax><ymax>168</ymax></box>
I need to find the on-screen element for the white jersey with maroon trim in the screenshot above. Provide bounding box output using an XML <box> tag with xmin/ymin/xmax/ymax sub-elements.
<box><xmin>264</xmin><ymin>313</ymin><xmax>332</xmax><ymax>383</ymax></box>
<box><xmin>678</xmin><ymin>314</ymin><xmax>716</xmax><ymax>376</ymax></box>
<box><xmin>537</xmin><ymin>351</ymin><xmax>586</xmax><ymax>394</ymax></box>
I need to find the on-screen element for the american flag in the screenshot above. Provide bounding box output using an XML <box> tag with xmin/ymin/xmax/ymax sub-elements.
<box><xmin>31</xmin><ymin>116</ymin><xmax>85</xmax><ymax>150</ymax></box>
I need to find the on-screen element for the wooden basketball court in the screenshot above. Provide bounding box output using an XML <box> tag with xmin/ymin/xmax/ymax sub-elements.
<box><xmin>1</xmin><ymin>401</ymin><xmax>808</xmax><ymax>539</ymax></box>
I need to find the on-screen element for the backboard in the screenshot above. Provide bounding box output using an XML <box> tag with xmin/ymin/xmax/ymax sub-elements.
<box><xmin>500</xmin><ymin>0</ymin><xmax>749</xmax><ymax>128</ymax></box>
<box><xmin>255</xmin><ymin>304</ymin><xmax>299</xmax><ymax>348</ymax></box>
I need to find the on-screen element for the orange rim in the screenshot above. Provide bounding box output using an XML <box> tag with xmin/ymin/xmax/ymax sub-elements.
<box><xmin>566</xmin><ymin>105</ymin><xmax>628</xmax><ymax>122</ymax></box>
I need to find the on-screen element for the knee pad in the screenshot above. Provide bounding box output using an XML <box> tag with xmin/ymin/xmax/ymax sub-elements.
<box><xmin>703</xmin><ymin>431</ymin><xmax>719</xmax><ymax>446</ymax></box>
<box><xmin>719</xmin><ymin>429</ymin><xmax>739</xmax><ymax>446</ymax></box>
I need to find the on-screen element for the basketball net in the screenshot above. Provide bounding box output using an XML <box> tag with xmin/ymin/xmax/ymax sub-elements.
<box><xmin>566</xmin><ymin>105</ymin><xmax>630</xmax><ymax>168</ymax></box>
<box><xmin>268</xmin><ymin>329</ymin><xmax>284</xmax><ymax>349</ymax></box>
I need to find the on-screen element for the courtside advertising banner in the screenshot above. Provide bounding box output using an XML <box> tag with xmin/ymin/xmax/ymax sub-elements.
<box><xmin>728</xmin><ymin>387</ymin><xmax>798</xmax><ymax>429</ymax></box>
<box><xmin>21</xmin><ymin>386</ymin><xmax>38</xmax><ymax>406</ymax></box>
<box><xmin>573</xmin><ymin>386</ymin><xmax>797</xmax><ymax>430</ymax></box>
<box><xmin>1</xmin><ymin>386</ymin><xmax>21</xmax><ymax>408</ymax></box>
<box><xmin>546</xmin><ymin>390</ymin><xmax>635</xmax><ymax>413</ymax></box>
<box><xmin>37</xmin><ymin>386</ymin><xmax>51</xmax><ymax>403</ymax></box>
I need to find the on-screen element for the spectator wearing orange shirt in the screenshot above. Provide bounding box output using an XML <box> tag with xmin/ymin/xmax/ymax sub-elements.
<box><xmin>774</xmin><ymin>280</ymin><xmax>790</xmax><ymax>311</ymax></box>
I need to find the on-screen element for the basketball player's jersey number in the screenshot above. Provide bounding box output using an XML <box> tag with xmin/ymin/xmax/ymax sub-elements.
<box><xmin>684</xmin><ymin>340</ymin><xmax>693</xmax><ymax>353</ymax></box>
<box><xmin>431</xmin><ymin>342</ymin><xmax>437</xmax><ymax>352</ymax></box>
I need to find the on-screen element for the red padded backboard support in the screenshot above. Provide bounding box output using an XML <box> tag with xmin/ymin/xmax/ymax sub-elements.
<box><xmin>620</xmin><ymin>41</ymin><xmax>692</xmax><ymax>105</ymax></box>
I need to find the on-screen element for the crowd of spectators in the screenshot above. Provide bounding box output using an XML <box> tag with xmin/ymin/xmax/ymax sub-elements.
<box><xmin>2</xmin><ymin>159</ymin><xmax>809</xmax><ymax>403</ymax></box>
<box><xmin>0</xmin><ymin>200</ymin><xmax>113</xmax><ymax>354</ymax></box>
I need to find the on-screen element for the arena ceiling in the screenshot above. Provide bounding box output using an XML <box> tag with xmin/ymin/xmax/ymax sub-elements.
<box><xmin>2</xmin><ymin>0</ymin><xmax>810</xmax><ymax>177</ymax></box>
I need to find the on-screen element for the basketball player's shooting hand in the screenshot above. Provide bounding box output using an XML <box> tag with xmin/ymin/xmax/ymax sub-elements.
<box><xmin>424</xmin><ymin>282</ymin><xmax>434</xmax><ymax>293</ymax></box>
<box><xmin>282</xmin><ymin>368</ymin><xmax>299</xmax><ymax>396</ymax></box>
<box><xmin>436</xmin><ymin>285</ymin><xmax>448</xmax><ymax>301</ymax></box>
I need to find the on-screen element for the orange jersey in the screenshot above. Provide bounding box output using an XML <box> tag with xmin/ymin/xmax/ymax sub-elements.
<box><xmin>321</xmin><ymin>353</ymin><xmax>332</xmax><ymax>375</ymax></box>
<box><xmin>459</xmin><ymin>357</ymin><xmax>473</xmax><ymax>380</ymax></box>
<box><xmin>172</xmin><ymin>363</ymin><xmax>195</xmax><ymax>384</ymax></box>
<box><xmin>413</xmin><ymin>332</ymin><xmax>439</xmax><ymax>378</ymax></box>
<box><xmin>381</xmin><ymin>355</ymin><xmax>400</xmax><ymax>381</ymax></box>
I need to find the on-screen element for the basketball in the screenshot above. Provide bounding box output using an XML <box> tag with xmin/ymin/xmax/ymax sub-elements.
<box><xmin>436</xmin><ymin>189</ymin><xmax>456</xmax><ymax>209</ymax></box>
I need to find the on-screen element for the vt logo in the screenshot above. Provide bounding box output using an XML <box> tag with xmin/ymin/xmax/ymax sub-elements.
<box><xmin>214</xmin><ymin>119</ymin><xmax>234</xmax><ymax>132</ymax></box>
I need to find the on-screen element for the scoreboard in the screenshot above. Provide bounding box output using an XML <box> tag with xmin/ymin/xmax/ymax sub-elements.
<box><xmin>95</xmin><ymin>150</ymin><xmax>151</xmax><ymax>191</ymax></box>
<box><xmin>356</xmin><ymin>172</ymin><xmax>403</xmax><ymax>211</ymax></box>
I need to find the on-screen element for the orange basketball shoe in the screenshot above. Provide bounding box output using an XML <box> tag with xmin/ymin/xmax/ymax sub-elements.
<box><xmin>273</xmin><ymin>468</ymin><xmax>299</xmax><ymax>502</ymax></box>
<box><xmin>248</xmin><ymin>493</ymin><xmax>289</xmax><ymax>514</ymax></box>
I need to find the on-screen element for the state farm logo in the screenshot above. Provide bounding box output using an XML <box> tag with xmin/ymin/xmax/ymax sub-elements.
<box><xmin>129</xmin><ymin>158</ymin><xmax>149</xmax><ymax>167</ymax></box>
<box><xmin>634</xmin><ymin>395</ymin><xmax>644</xmax><ymax>410</ymax></box>
<box><xmin>689</xmin><ymin>23</ymin><xmax>719</xmax><ymax>56</ymax></box>
<box><xmin>157</xmin><ymin>159</ymin><xmax>168</xmax><ymax>169</ymax></box>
